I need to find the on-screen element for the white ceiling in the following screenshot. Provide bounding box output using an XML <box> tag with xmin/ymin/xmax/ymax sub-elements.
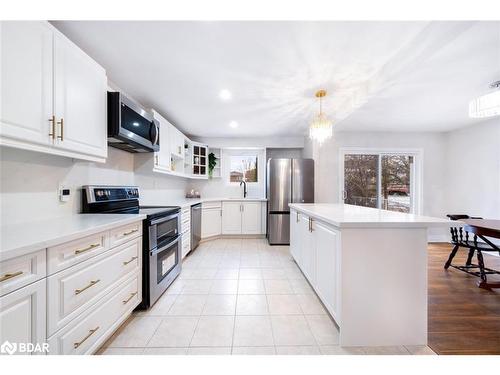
<box><xmin>52</xmin><ymin>21</ymin><xmax>500</xmax><ymax>137</ymax></box>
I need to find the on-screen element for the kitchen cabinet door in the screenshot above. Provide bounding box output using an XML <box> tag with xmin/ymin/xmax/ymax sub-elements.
<box><xmin>153</xmin><ymin>110</ymin><xmax>171</xmax><ymax>171</ymax></box>
<box><xmin>52</xmin><ymin>30</ymin><xmax>107</xmax><ymax>159</ymax></box>
<box><xmin>300</xmin><ymin>215</ymin><xmax>316</xmax><ymax>286</ymax></box>
<box><xmin>0</xmin><ymin>279</ymin><xmax>46</xmax><ymax>355</ymax></box>
<box><xmin>1</xmin><ymin>21</ymin><xmax>53</xmax><ymax>146</ymax></box>
<box><xmin>170</xmin><ymin>126</ymin><xmax>184</xmax><ymax>159</ymax></box>
<box><xmin>241</xmin><ymin>202</ymin><xmax>262</xmax><ymax>235</ymax></box>
<box><xmin>221</xmin><ymin>202</ymin><xmax>242</xmax><ymax>235</ymax></box>
<box><xmin>290</xmin><ymin>210</ymin><xmax>302</xmax><ymax>265</ymax></box>
<box><xmin>315</xmin><ymin>221</ymin><xmax>340</xmax><ymax>320</ymax></box>
<box><xmin>201</xmin><ymin>208</ymin><xmax>222</xmax><ymax>238</ymax></box>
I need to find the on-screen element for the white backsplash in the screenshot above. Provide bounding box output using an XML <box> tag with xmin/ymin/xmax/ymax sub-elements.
<box><xmin>0</xmin><ymin>147</ymin><xmax>187</xmax><ymax>225</ymax></box>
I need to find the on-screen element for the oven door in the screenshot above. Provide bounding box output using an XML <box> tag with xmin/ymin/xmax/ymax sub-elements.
<box><xmin>149</xmin><ymin>235</ymin><xmax>181</xmax><ymax>306</ymax></box>
<box><xmin>148</xmin><ymin>212</ymin><xmax>180</xmax><ymax>250</ymax></box>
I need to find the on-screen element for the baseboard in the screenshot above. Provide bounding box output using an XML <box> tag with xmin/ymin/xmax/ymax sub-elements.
<box><xmin>427</xmin><ymin>234</ymin><xmax>449</xmax><ymax>243</ymax></box>
<box><xmin>200</xmin><ymin>234</ymin><xmax>266</xmax><ymax>243</ymax></box>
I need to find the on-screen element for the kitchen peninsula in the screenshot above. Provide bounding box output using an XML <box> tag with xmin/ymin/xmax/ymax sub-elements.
<box><xmin>289</xmin><ymin>203</ymin><xmax>456</xmax><ymax>347</ymax></box>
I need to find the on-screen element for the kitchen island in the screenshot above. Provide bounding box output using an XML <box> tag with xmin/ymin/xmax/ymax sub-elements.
<box><xmin>289</xmin><ymin>203</ymin><xmax>456</xmax><ymax>347</ymax></box>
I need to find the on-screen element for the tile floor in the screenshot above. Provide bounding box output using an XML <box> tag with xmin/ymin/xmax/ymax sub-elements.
<box><xmin>99</xmin><ymin>238</ymin><xmax>436</xmax><ymax>355</ymax></box>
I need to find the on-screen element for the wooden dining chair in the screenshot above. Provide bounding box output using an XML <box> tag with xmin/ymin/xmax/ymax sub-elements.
<box><xmin>445</xmin><ymin>214</ymin><xmax>482</xmax><ymax>269</ymax></box>
<box><xmin>445</xmin><ymin>214</ymin><xmax>498</xmax><ymax>281</ymax></box>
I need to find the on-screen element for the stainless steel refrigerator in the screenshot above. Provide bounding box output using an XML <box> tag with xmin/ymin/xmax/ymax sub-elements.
<box><xmin>266</xmin><ymin>158</ymin><xmax>314</xmax><ymax>245</ymax></box>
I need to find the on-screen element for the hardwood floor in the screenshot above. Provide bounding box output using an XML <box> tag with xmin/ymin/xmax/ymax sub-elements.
<box><xmin>428</xmin><ymin>243</ymin><xmax>500</xmax><ymax>354</ymax></box>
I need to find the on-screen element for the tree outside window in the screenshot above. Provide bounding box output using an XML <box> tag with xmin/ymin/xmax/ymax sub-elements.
<box><xmin>230</xmin><ymin>155</ymin><xmax>258</xmax><ymax>183</ymax></box>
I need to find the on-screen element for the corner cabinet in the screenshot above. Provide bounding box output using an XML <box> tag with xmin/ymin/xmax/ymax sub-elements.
<box><xmin>0</xmin><ymin>21</ymin><xmax>107</xmax><ymax>163</ymax></box>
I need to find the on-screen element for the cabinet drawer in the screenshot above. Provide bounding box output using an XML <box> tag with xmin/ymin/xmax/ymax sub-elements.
<box><xmin>47</xmin><ymin>237</ymin><xmax>141</xmax><ymax>335</ymax></box>
<box><xmin>48</xmin><ymin>273</ymin><xmax>140</xmax><ymax>355</ymax></box>
<box><xmin>48</xmin><ymin>232</ymin><xmax>108</xmax><ymax>275</ymax></box>
<box><xmin>202</xmin><ymin>201</ymin><xmax>221</xmax><ymax>209</ymax></box>
<box><xmin>182</xmin><ymin>234</ymin><xmax>191</xmax><ymax>259</ymax></box>
<box><xmin>0</xmin><ymin>250</ymin><xmax>46</xmax><ymax>297</ymax></box>
<box><xmin>181</xmin><ymin>206</ymin><xmax>191</xmax><ymax>215</ymax></box>
<box><xmin>109</xmin><ymin>222</ymin><xmax>142</xmax><ymax>248</ymax></box>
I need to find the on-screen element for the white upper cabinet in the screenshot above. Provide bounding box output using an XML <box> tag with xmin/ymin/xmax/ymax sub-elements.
<box><xmin>0</xmin><ymin>21</ymin><xmax>107</xmax><ymax>162</ymax></box>
<box><xmin>152</xmin><ymin>110</ymin><xmax>171</xmax><ymax>171</ymax></box>
<box><xmin>241</xmin><ymin>202</ymin><xmax>262</xmax><ymax>234</ymax></box>
<box><xmin>52</xmin><ymin>31</ymin><xmax>107</xmax><ymax>159</ymax></box>
<box><xmin>170</xmin><ymin>125</ymin><xmax>184</xmax><ymax>159</ymax></box>
<box><xmin>1</xmin><ymin>21</ymin><xmax>53</xmax><ymax>147</ymax></box>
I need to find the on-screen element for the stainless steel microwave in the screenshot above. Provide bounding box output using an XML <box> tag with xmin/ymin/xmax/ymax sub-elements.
<box><xmin>107</xmin><ymin>92</ymin><xmax>160</xmax><ymax>153</ymax></box>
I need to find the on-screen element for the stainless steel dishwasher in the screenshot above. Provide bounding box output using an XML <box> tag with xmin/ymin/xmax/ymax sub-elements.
<box><xmin>191</xmin><ymin>203</ymin><xmax>202</xmax><ymax>251</ymax></box>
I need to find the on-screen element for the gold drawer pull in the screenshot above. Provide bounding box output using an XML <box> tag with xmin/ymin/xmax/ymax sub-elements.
<box><xmin>122</xmin><ymin>292</ymin><xmax>138</xmax><ymax>304</ymax></box>
<box><xmin>75</xmin><ymin>279</ymin><xmax>100</xmax><ymax>295</ymax></box>
<box><xmin>75</xmin><ymin>243</ymin><xmax>100</xmax><ymax>255</ymax></box>
<box><xmin>73</xmin><ymin>326</ymin><xmax>99</xmax><ymax>349</ymax></box>
<box><xmin>123</xmin><ymin>256</ymin><xmax>138</xmax><ymax>266</ymax></box>
<box><xmin>0</xmin><ymin>271</ymin><xmax>23</xmax><ymax>283</ymax></box>
<box><xmin>123</xmin><ymin>228</ymin><xmax>138</xmax><ymax>236</ymax></box>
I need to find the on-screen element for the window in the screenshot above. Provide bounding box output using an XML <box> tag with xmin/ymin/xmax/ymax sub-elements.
<box><xmin>229</xmin><ymin>155</ymin><xmax>258</xmax><ymax>183</ymax></box>
<box><xmin>340</xmin><ymin>149</ymin><xmax>421</xmax><ymax>214</ymax></box>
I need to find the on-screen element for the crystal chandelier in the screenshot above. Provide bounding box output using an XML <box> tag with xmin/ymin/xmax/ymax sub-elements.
<box><xmin>309</xmin><ymin>89</ymin><xmax>333</xmax><ymax>145</ymax></box>
<box><xmin>469</xmin><ymin>81</ymin><xmax>500</xmax><ymax>118</ymax></box>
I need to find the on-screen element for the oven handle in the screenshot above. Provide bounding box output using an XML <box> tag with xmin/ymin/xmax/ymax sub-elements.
<box><xmin>149</xmin><ymin>212</ymin><xmax>180</xmax><ymax>226</ymax></box>
<box><xmin>150</xmin><ymin>235</ymin><xmax>180</xmax><ymax>256</ymax></box>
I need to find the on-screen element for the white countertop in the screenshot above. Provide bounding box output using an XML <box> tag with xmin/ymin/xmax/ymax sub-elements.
<box><xmin>171</xmin><ymin>197</ymin><xmax>267</xmax><ymax>208</ymax></box>
<box><xmin>0</xmin><ymin>214</ymin><xmax>146</xmax><ymax>261</ymax></box>
<box><xmin>289</xmin><ymin>203</ymin><xmax>457</xmax><ymax>229</ymax></box>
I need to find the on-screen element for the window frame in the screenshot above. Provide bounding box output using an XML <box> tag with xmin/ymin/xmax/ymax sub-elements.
<box><xmin>338</xmin><ymin>147</ymin><xmax>423</xmax><ymax>215</ymax></box>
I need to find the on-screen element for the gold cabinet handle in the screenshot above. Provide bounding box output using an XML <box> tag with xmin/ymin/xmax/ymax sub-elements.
<box><xmin>75</xmin><ymin>243</ymin><xmax>100</xmax><ymax>255</ymax></box>
<box><xmin>123</xmin><ymin>228</ymin><xmax>138</xmax><ymax>236</ymax></box>
<box><xmin>57</xmin><ymin>118</ymin><xmax>64</xmax><ymax>140</ymax></box>
<box><xmin>123</xmin><ymin>256</ymin><xmax>138</xmax><ymax>266</ymax></box>
<box><xmin>155</xmin><ymin>155</ymin><xmax>159</xmax><ymax>165</ymax></box>
<box><xmin>0</xmin><ymin>271</ymin><xmax>23</xmax><ymax>283</ymax></box>
<box><xmin>48</xmin><ymin>115</ymin><xmax>56</xmax><ymax>139</ymax></box>
<box><xmin>122</xmin><ymin>292</ymin><xmax>138</xmax><ymax>304</ymax></box>
<box><xmin>75</xmin><ymin>279</ymin><xmax>100</xmax><ymax>295</ymax></box>
<box><xmin>296</xmin><ymin>212</ymin><xmax>299</xmax><ymax>223</ymax></box>
<box><xmin>73</xmin><ymin>326</ymin><xmax>99</xmax><ymax>349</ymax></box>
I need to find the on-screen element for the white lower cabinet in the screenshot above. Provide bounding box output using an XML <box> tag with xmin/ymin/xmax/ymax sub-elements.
<box><xmin>221</xmin><ymin>202</ymin><xmax>242</xmax><ymax>235</ymax></box>
<box><xmin>221</xmin><ymin>201</ymin><xmax>263</xmax><ymax>235</ymax></box>
<box><xmin>241</xmin><ymin>202</ymin><xmax>262</xmax><ymax>234</ymax></box>
<box><xmin>47</xmin><ymin>237</ymin><xmax>141</xmax><ymax>335</ymax></box>
<box><xmin>0</xmin><ymin>220</ymin><xmax>143</xmax><ymax>355</ymax></box>
<box><xmin>47</xmin><ymin>273</ymin><xmax>140</xmax><ymax>355</ymax></box>
<box><xmin>202</xmin><ymin>208</ymin><xmax>222</xmax><ymax>238</ymax></box>
<box><xmin>314</xmin><ymin>221</ymin><xmax>341</xmax><ymax>321</ymax></box>
<box><xmin>290</xmin><ymin>209</ymin><xmax>341</xmax><ymax>322</ymax></box>
<box><xmin>290</xmin><ymin>211</ymin><xmax>302</xmax><ymax>265</ymax></box>
<box><xmin>0</xmin><ymin>279</ymin><xmax>46</xmax><ymax>355</ymax></box>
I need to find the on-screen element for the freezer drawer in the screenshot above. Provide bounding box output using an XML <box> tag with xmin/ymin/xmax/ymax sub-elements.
<box><xmin>268</xmin><ymin>213</ymin><xmax>290</xmax><ymax>245</ymax></box>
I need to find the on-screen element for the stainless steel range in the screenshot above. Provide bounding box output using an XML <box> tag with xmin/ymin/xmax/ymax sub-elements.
<box><xmin>81</xmin><ymin>185</ymin><xmax>181</xmax><ymax>309</ymax></box>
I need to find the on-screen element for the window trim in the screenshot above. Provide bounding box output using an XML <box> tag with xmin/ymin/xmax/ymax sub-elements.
<box><xmin>338</xmin><ymin>147</ymin><xmax>423</xmax><ymax>215</ymax></box>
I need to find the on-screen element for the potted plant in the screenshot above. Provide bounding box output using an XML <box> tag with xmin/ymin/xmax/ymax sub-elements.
<box><xmin>208</xmin><ymin>152</ymin><xmax>218</xmax><ymax>178</ymax></box>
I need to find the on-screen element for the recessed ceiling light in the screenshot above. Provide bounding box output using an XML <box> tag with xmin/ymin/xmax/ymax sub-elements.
<box><xmin>229</xmin><ymin>121</ymin><xmax>239</xmax><ymax>128</ymax></box>
<box><xmin>219</xmin><ymin>89</ymin><xmax>232</xmax><ymax>101</ymax></box>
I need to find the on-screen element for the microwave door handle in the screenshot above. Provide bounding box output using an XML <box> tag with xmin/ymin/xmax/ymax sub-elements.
<box><xmin>154</xmin><ymin>122</ymin><xmax>159</xmax><ymax>145</ymax></box>
<box><xmin>150</xmin><ymin>121</ymin><xmax>159</xmax><ymax>146</ymax></box>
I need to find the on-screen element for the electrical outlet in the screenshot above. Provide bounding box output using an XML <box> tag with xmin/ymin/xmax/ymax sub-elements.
<box><xmin>59</xmin><ymin>185</ymin><xmax>71</xmax><ymax>203</ymax></box>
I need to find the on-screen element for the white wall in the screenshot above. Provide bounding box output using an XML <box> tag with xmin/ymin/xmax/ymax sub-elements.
<box><xmin>307</xmin><ymin>131</ymin><xmax>448</xmax><ymax>218</ymax></box>
<box><xmin>445</xmin><ymin>119</ymin><xmax>500</xmax><ymax>219</ymax></box>
<box><xmin>0</xmin><ymin>147</ymin><xmax>188</xmax><ymax>225</ymax></box>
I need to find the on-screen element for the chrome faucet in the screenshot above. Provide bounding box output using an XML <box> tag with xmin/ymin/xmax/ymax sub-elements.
<box><xmin>240</xmin><ymin>180</ymin><xmax>247</xmax><ymax>198</ymax></box>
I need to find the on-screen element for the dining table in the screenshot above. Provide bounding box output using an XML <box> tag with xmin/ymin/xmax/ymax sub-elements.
<box><xmin>461</xmin><ymin>219</ymin><xmax>500</xmax><ymax>289</ymax></box>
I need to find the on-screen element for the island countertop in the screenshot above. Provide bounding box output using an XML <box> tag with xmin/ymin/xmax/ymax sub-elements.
<box><xmin>289</xmin><ymin>203</ymin><xmax>457</xmax><ymax>229</ymax></box>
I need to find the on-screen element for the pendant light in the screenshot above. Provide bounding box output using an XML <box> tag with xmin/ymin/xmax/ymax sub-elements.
<box><xmin>309</xmin><ymin>89</ymin><xmax>333</xmax><ymax>145</ymax></box>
